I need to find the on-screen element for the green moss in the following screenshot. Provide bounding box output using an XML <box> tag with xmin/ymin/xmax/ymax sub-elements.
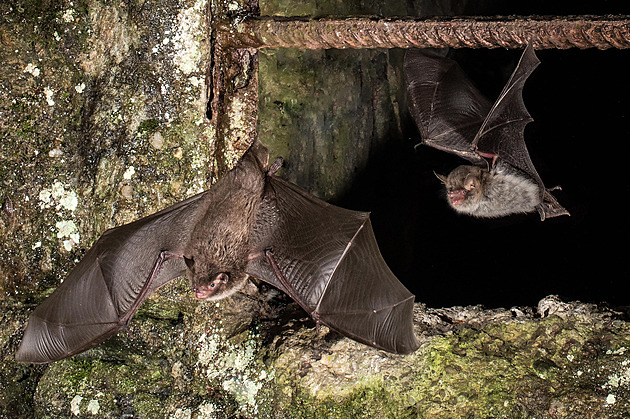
<box><xmin>137</xmin><ymin>118</ymin><xmax>161</xmax><ymax>136</ymax></box>
<box><xmin>259</xmin><ymin>313</ymin><xmax>630</xmax><ymax>417</ymax></box>
<box><xmin>287</xmin><ymin>384</ymin><xmax>408</xmax><ymax>418</ymax></box>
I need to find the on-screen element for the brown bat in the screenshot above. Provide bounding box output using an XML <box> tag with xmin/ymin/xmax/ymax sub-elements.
<box><xmin>404</xmin><ymin>42</ymin><xmax>569</xmax><ymax>220</ymax></box>
<box><xmin>15</xmin><ymin>140</ymin><xmax>419</xmax><ymax>363</ymax></box>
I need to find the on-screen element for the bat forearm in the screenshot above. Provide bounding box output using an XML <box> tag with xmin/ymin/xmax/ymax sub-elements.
<box><xmin>264</xmin><ymin>249</ymin><xmax>319</xmax><ymax>323</ymax></box>
<box><xmin>119</xmin><ymin>250</ymin><xmax>182</xmax><ymax>325</ymax></box>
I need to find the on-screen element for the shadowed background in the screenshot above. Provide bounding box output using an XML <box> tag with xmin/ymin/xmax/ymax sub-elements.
<box><xmin>258</xmin><ymin>1</ymin><xmax>630</xmax><ymax>309</ymax></box>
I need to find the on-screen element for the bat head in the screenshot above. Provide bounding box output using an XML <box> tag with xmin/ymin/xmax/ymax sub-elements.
<box><xmin>443</xmin><ymin>165</ymin><xmax>486</xmax><ymax>207</ymax></box>
<box><xmin>184</xmin><ymin>256</ymin><xmax>247</xmax><ymax>301</ymax></box>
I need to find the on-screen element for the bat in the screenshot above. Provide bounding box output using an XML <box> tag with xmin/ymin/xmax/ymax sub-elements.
<box><xmin>15</xmin><ymin>140</ymin><xmax>419</xmax><ymax>363</ymax></box>
<box><xmin>404</xmin><ymin>42</ymin><xmax>569</xmax><ymax>220</ymax></box>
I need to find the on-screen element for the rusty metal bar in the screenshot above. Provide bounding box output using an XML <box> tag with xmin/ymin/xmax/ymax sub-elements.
<box><xmin>217</xmin><ymin>15</ymin><xmax>630</xmax><ymax>50</ymax></box>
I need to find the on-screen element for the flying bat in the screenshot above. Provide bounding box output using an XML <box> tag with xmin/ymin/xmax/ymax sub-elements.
<box><xmin>404</xmin><ymin>42</ymin><xmax>569</xmax><ymax>220</ymax></box>
<box><xmin>15</xmin><ymin>140</ymin><xmax>419</xmax><ymax>363</ymax></box>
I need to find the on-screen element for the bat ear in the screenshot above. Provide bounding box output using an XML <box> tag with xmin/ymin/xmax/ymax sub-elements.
<box><xmin>214</xmin><ymin>272</ymin><xmax>229</xmax><ymax>283</ymax></box>
<box><xmin>464</xmin><ymin>175</ymin><xmax>479</xmax><ymax>191</ymax></box>
<box><xmin>433</xmin><ymin>171</ymin><xmax>448</xmax><ymax>184</ymax></box>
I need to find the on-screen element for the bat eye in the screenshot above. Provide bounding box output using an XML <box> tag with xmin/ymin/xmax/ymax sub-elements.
<box><xmin>184</xmin><ymin>256</ymin><xmax>195</xmax><ymax>270</ymax></box>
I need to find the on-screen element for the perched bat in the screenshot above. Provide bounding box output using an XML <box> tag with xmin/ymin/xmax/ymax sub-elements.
<box><xmin>404</xmin><ymin>42</ymin><xmax>569</xmax><ymax>220</ymax></box>
<box><xmin>16</xmin><ymin>140</ymin><xmax>419</xmax><ymax>363</ymax></box>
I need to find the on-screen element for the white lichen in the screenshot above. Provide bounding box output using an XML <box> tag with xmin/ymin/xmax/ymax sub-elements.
<box><xmin>606</xmin><ymin>347</ymin><xmax>627</xmax><ymax>355</ymax></box>
<box><xmin>222</xmin><ymin>376</ymin><xmax>264</xmax><ymax>411</ymax></box>
<box><xmin>39</xmin><ymin>181</ymin><xmax>78</xmax><ymax>212</ymax></box>
<box><xmin>86</xmin><ymin>399</ymin><xmax>100</xmax><ymax>415</ymax></box>
<box><xmin>227</xmin><ymin>1</ymin><xmax>241</xmax><ymax>11</ymax></box>
<box><xmin>49</xmin><ymin>147</ymin><xmax>64</xmax><ymax>157</ymax></box>
<box><xmin>24</xmin><ymin>63</ymin><xmax>40</xmax><ymax>77</ymax></box>
<box><xmin>605</xmin><ymin>367</ymin><xmax>630</xmax><ymax>388</ymax></box>
<box><xmin>606</xmin><ymin>394</ymin><xmax>616</xmax><ymax>404</ymax></box>
<box><xmin>75</xmin><ymin>82</ymin><xmax>86</xmax><ymax>93</ymax></box>
<box><xmin>197</xmin><ymin>329</ymin><xmax>273</xmax><ymax>416</ymax></box>
<box><xmin>59</xmin><ymin>194</ymin><xmax>78</xmax><ymax>212</ymax></box>
<box><xmin>44</xmin><ymin>87</ymin><xmax>55</xmax><ymax>106</ymax></box>
<box><xmin>70</xmin><ymin>395</ymin><xmax>83</xmax><ymax>415</ymax></box>
<box><xmin>197</xmin><ymin>403</ymin><xmax>219</xmax><ymax>418</ymax></box>
<box><xmin>62</xmin><ymin>9</ymin><xmax>75</xmax><ymax>23</ymax></box>
<box><xmin>188</xmin><ymin>76</ymin><xmax>203</xmax><ymax>88</ymax></box>
<box><xmin>123</xmin><ymin>166</ymin><xmax>135</xmax><ymax>180</ymax></box>
<box><xmin>171</xmin><ymin>407</ymin><xmax>192</xmax><ymax>419</ymax></box>
<box><xmin>55</xmin><ymin>220</ymin><xmax>80</xmax><ymax>251</ymax></box>
<box><xmin>197</xmin><ymin>333</ymin><xmax>220</xmax><ymax>365</ymax></box>
<box><xmin>171</xmin><ymin>0</ymin><xmax>204</xmax><ymax>75</ymax></box>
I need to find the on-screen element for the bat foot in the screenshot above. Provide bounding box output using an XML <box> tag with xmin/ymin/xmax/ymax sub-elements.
<box><xmin>478</xmin><ymin>151</ymin><xmax>498</xmax><ymax>168</ymax></box>
<box><xmin>267</xmin><ymin>158</ymin><xmax>283</xmax><ymax>176</ymax></box>
<box><xmin>120</xmin><ymin>324</ymin><xmax>135</xmax><ymax>339</ymax></box>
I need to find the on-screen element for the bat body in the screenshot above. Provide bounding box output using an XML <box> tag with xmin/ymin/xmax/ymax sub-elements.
<box><xmin>440</xmin><ymin>163</ymin><xmax>541</xmax><ymax>218</ymax></box>
<box><xmin>404</xmin><ymin>43</ymin><xmax>569</xmax><ymax>220</ymax></box>
<box><xmin>16</xmin><ymin>140</ymin><xmax>419</xmax><ymax>363</ymax></box>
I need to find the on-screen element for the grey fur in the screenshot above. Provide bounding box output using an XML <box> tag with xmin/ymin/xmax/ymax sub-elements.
<box><xmin>442</xmin><ymin>164</ymin><xmax>541</xmax><ymax>218</ymax></box>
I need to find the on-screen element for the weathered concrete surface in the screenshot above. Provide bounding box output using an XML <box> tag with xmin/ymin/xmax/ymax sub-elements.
<box><xmin>257</xmin><ymin>1</ymin><xmax>463</xmax><ymax>202</ymax></box>
<box><xmin>3</xmin><ymin>293</ymin><xmax>630</xmax><ymax>417</ymax></box>
<box><xmin>0</xmin><ymin>0</ymin><xmax>216</xmax><ymax>300</ymax></box>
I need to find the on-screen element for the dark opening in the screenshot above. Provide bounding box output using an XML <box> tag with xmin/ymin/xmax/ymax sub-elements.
<box><xmin>336</xmin><ymin>47</ymin><xmax>630</xmax><ymax>309</ymax></box>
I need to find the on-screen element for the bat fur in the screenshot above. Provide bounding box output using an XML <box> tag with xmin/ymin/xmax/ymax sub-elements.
<box><xmin>439</xmin><ymin>164</ymin><xmax>541</xmax><ymax>218</ymax></box>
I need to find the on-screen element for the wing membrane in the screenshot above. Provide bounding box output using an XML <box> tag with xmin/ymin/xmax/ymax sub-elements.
<box><xmin>246</xmin><ymin>177</ymin><xmax>419</xmax><ymax>354</ymax></box>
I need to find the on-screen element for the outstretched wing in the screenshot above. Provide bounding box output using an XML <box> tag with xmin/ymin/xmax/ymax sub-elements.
<box><xmin>471</xmin><ymin>43</ymin><xmax>569</xmax><ymax>220</ymax></box>
<box><xmin>15</xmin><ymin>193</ymin><xmax>210</xmax><ymax>363</ymax></box>
<box><xmin>472</xmin><ymin>42</ymin><xmax>541</xmax><ymax>181</ymax></box>
<box><xmin>404</xmin><ymin>48</ymin><xmax>491</xmax><ymax>165</ymax></box>
<box><xmin>246</xmin><ymin>176</ymin><xmax>419</xmax><ymax>354</ymax></box>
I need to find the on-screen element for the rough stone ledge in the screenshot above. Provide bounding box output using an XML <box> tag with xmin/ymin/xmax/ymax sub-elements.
<box><xmin>2</xmin><ymin>290</ymin><xmax>629</xmax><ymax>417</ymax></box>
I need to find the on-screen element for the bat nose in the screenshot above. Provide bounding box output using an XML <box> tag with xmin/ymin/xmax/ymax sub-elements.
<box><xmin>193</xmin><ymin>284</ymin><xmax>213</xmax><ymax>299</ymax></box>
<box><xmin>448</xmin><ymin>189</ymin><xmax>467</xmax><ymax>205</ymax></box>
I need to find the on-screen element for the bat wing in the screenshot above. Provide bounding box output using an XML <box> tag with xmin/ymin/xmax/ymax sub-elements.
<box><xmin>246</xmin><ymin>176</ymin><xmax>419</xmax><ymax>354</ymax></box>
<box><xmin>404</xmin><ymin>48</ymin><xmax>492</xmax><ymax>165</ymax></box>
<box><xmin>472</xmin><ymin>42</ymin><xmax>541</xmax><ymax>181</ymax></box>
<box><xmin>15</xmin><ymin>192</ymin><xmax>210</xmax><ymax>363</ymax></box>
<box><xmin>471</xmin><ymin>43</ymin><xmax>569</xmax><ymax>220</ymax></box>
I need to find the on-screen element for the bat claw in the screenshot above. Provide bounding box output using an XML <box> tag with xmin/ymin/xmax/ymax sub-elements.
<box><xmin>121</xmin><ymin>324</ymin><xmax>135</xmax><ymax>339</ymax></box>
<box><xmin>477</xmin><ymin>151</ymin><xmax>498</xmax><ymax>168</ymax></box>
<box><xmin>267</xmin><ymin>157</ymin><xmax>283</xmax><ymax>176</ymax></box>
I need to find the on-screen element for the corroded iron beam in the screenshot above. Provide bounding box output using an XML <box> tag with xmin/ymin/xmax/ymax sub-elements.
<box><xmin>217</xmin><ymin>16</ymin><xmax>630</xmax><ymax>49</ymax></box>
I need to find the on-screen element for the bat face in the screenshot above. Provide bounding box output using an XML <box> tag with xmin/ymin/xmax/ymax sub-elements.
<box><xmin>191</xmin><ymin>272</ymin><xmax>243</xmax><ymax>300</ymax></box>
<box><xmin>182</xmin><ymin>151</ymin><xmax>266</xmax><ymax>301</ymax></box>
<box><xmin>184</xmin><ymin>241</ymin><xmax>251</xmax><ymax>301</ymax></box>
<box><xmin>442</xmin><ymin>165</ymin><xmax>485</xmax><ymax>208</ymax></box>
<box><xmin>16</xmin><ymin>140</ymin><xmax>419</xmax><ymax>363</ymax></box>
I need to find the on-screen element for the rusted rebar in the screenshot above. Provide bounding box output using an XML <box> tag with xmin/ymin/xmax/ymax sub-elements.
<box><xmin>218</xmin><ymin>16</ymin><xmax>630</xmax><ymax>49</ymax></box>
